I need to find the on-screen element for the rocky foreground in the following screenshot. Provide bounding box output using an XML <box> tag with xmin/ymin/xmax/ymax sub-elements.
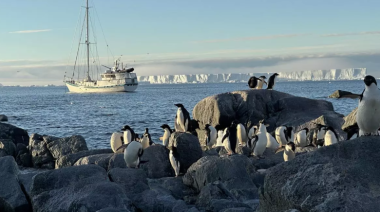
<box><xmin>0</xmin><ymin>89</ymin><xmax>373</xmax><ymax>212</ymax></box>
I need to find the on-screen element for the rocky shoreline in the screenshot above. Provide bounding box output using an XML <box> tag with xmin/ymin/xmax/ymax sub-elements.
<box><xmin>0</xmin><ymin>89</ymin><xmax>375</xmax><ymax>212</ymax></box>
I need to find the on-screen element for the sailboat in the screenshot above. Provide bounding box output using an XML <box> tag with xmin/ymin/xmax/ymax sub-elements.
<box><xmin>64</xmin><ymin>0</ymin><xmax>138</xmax><ymax>93</ymax></box>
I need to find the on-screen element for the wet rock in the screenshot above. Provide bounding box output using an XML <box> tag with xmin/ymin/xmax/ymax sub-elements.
<box><xmin>328</xmin><ymin>90</ymin><xmax>359</xmax><ymax>99</ymax></box>
<box><xmin>30</xmin><ymin>165</ymin><xmax>134</xmax><ymax>212</ymax></box>
<box><xmin>140</xmin><ymin>145</ymin><xmax>174</xmax><ymax>178</ymax></box>
<box><xmin>0</xmin><ymin>114</ymin><xmax>8</xmax><ymax>122</ymax></box>
<box><xmin>55</xmin><ymin>148</ymin><xmax>113</xmax><ymax>169</ymax></box>
<box><xmin>74</xmin><ymin>153</ymin><xmax>113</xmax><ymax>170</ymax></box>
<box><xmin>108</xmin><ymin>153</ymin><xmax>126</xmax><ymax>170</ymax></box>
<box><xmin>168</xmin><ymin>132</ymin><xmax>203</xmax><ymax>173</ymax></box>
<box><xmin>259</xmin><ymin>136</ymin><xmax>380</xmax><ymax>212</ymax></box>
<box><xmin>148</xmin><ymin>177</ymin><xmax>197</xmax><ymax>200</ymax></box>
<box><xmin>0</xmin><ymin>123</ymin><xmax>28</xmax><ymax>146</ymax></box>
<box><xmin>0</xmin><ymin>139</ymin><xmax>16</xmax><ymax>157</ymax></box>
<box><xmin>46</xmin><ymin>135</ymin><xmax>88</xmax><ymax>159</ymax></box>
<box><xmin>184</xmin><ymin>155</ymin><xmax>258</xmax><ymax>201</ymax></box>
<box><xmin>29</xmin><ymin>134</ymin><xmax>54</xmax><ymax>169</ymax></box>
<box><xmin>0</xmin><ymin>156</ymin><xmax>31</xmax><ymax>212</ymax></box>
<box><xmin>342</xmin><ymin>107</ymin><xmax>358</xmax><ymax>131</ymax></box>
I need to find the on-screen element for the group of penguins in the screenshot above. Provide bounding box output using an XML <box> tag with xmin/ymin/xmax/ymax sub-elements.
<box><xmin>248</xmin><ymin>73</ymin><xmax>279</xmax><ymax>89</ymax></box>
<box><xmin>109</xmin><ymin>75</ymin><xmax>380</xmax><ymax>176</ymax></box>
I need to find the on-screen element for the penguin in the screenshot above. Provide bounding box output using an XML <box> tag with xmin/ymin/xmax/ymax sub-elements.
<box><xmin>236</xmin><ymin>122</ymin><xmax>248</xmax><ymax>147</ymax></box>
<box><xmin>205</xmin><ymin>124</ymin><xmax>217</xmax><ymax>148</ymax></box>
<box><xmin>357</xmin><ymin>75</ymin><xmax>380</xmax><ymax>136</ymax></box>
<box><xmin>174</xmin><ymin>104</ymin><xmax>190</xmax><ymax>132</ymax></box>
<box><xmin>248</xmin><ymin>76</ymin><xmax>262</xmax><ymax>89</ymax></box>
<box><xmin>160</xmin><ymin>124</ymin><xmax>173</xmax><ymax>147</ymax></box>
<box><xmin>284</xmin><ymin>126</ymin><xmax>294</xmax><ymax>143</ymax></box>
<box><xmin>135</xmin><ymin>134</ymin><xmax>140</xmax><ymax>142</ymax></box>
<box><xmin>266</xmin><ymin>131</ymin><xmax>279</xmax><ymax>150</ymax></box>
<box><xmin>275</xmin><ymin>126</ymin><xmax>287</xmax><ymax>146</ymax></box>
<box><xmin>221</xmin><ymin>121</ymin><xmax>238</xmax><ymax>155</ymax></box>
<box><xmin>141</xmin><ymin>128</ymin><xmax>153</xmax><ymax>149</ymax></box>
<box><xmin>110</xmin><ymin>132</ymin><xmax>123</xmax><ymax>153</ymax></box>
<box><xmin>294</xmin><ymin>128</ymin><xmax>309</xmax><ymax>147</ymax></box>
<box><xmin>215</xmin><ymin>129</ymin><xmax>226</xmax><ymax>147</ymax></box>
<box><xmin>267</xmin><ymin>73</ymin><xmax>279</xmax><ymax>90</ymax></box>
<box><xmin>169</xmin><ymin>147</ymin><xmax>181</xmax><ymax>177</ymax></box>
<box><xmin>116</xmin><ymin>141</ymin><xmax>144</xmax><ymax>168</ymax></box>
<box><xmin>252</xmin><ymin>120</ymin><xmax>268</xmax><ymax>158</ymax></box>
<box><xmin>346</xmin><ymin>126</ymin><xmax>359</xmax><ymax>140</ymax></box>
<box><xmin>247</xmin><ymin>124</ymin><xmax>257</xmax><ymax>140</ymax></box>
<box><xmin>256</xmin><ymin>76</ymin><xmax>267</xmax><ymax>89</ymax></box>
<box><xmin>247</xmin><ymin>133</ymin><xmax>259</xmax><ymax>153</ymax></box>
<box><xmin>275</xmin><ymin>141</ymin><xmax>296</xmax><ymax>162</ymax></box>
<box><xmin>314</xmin><ymin>124</ymin><xmax>327</xmax><ymax>146</ymax></box>
<box><xmin>324</xmin><ymin>126</ymin><xmax>338</xmax><ymax>146</ymax></box>
<box><xmin>121</xmin><ymin>125</ymin><xmax>136</xmax><ymax>144</ymax></box>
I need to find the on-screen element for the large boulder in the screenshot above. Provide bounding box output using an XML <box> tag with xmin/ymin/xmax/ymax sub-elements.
<box><xmin>183</xmin><ymin>155</ymin><xmax>258</xmax><ymax>201</ymax></box>
<box><xmin>133</xmin><ymin>189</ymin><xmax>189</xmax><ymax>212</ymax></box>
<box><xmin>0</xmin><ymin>139</ymin><xmax>16</xmax><ymax>157</ymax></box>
<box><xmin>74</xmin><ymin>153</ymin><xmax>114</xmax><ymax>170</ymax></box>
<box><xmin>148</xmin><ymin>177</ymin><xmax>197</xmax><ymax>200</ymax></box>
<box><xmin>108</xmin><ymin>153</ymin><xmax>126</xmax><ymax>170</ymax></box>
<box><xmin>259</xmin><ymin>136</ymin><xmax>380</xmax><ymax>212</ymax></box>
<box><xmin>193</xmin><ymin>90</ymin><xmax>344</xmax><ymax>133</ymax></box>
<box><xmin>18</xmin><ymin>168</ymin><xmax>48</xmax><ymax>197</ymax></box>
<box><xmin>0</xmin><ymin>123</ymin><xmax>29</xmax><ymax>146</ymax></box>
<box><xmin>0</xmin><ymin>114</ymin><xmax>8</xmax><ymax>122</ymax></box>
<box><xmin>15</xmin><ymin>143</ymin><xmax>32</xmax><ymax>167</ymax></box>
<box><xmin>0</xmin><ymin>156</ymin><xmax>31</xmax><ymax>212</ymax></box>
<box><xmin>29</xmin><ymin>134</ymin><xmax>54</xmax><ymax>169</ymax></box>
<box><xmin>55</xmin><ymin>148</ymin><xmax>113</xmax><ymax>169</ymax></box>
<box><xmin>140</xmin><ymin>145</ymin><xmax>174</xmax><ymax>178</ymax></box>
<box><xmin>46</xmin><ymin>135</ymin><xmax>88</xmax><ymax>159</ymax></box>
<box><xmin>30</xmin><ymin>165</ymin><xmax>135</xmax><ymax>212</ymax></box>
<box><xmin>328</xmin><ymin>90</ymin><xmax>359</xmax><ymax>99</ymax></box>
<box><xmin>342</xmin><ymin>107</ymin><xmax>358</xmax><ymax>131</ymax></box>
<box><xmin>168</xmin><ymin>132</ymin><xmax>203</xmax><ymax>173</ymax></box>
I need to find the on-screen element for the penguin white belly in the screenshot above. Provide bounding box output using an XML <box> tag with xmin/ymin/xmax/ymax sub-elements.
<box><xmin>210</xmin><ymin>128</ymin><xmax>217</xmax><ymax>147</ymax></box>
<box><xmin>266</xmin><ymin>132</ymin><xmax>279</xmax><ymax>149</ymax></box>
<box><xmin>237</xmin><ymin>125</ymin><xmax>247</xmax><ymax>146</ymax></box>
<box><xmin>324</xmin><ymin>131</ymin><xmax>338</xmax><ymax>146</ymax></box>
<box><xmin>215</xmin><ymin>130</ymin><xmax>225</xmax><ymax>147</ymax></box>
<box><xmin>162</xmin><ymin>130</ymin><xmax>170</xmax><ymax>147</ymax></box>
<box><xmin>295</xmin><ymin>131</ymin><xmax>307</xmax><ymax>147</ymax></box>
<box><xmin>357</xmin><ymin>98</ymin><xmax>380</xmax><ymax>135</ymax></box>
<box><xmin>124</xmin><ymin>141</ymin><xmax>141</xmax><ymax>168</ymax></box>
<box><xmin>110</xmin><ymin>132</ymin><xmax>123</xmax><ymax>153</ymax></box>
<box><xmin>223</xmin><ymin>137</ymin><xmax>233</xmax><ymax>154</ymax></box>
<box><xmin>123</xmin><ymin>131</ymin><xmax>132</xmax><ymax>144</ymax></box>
<box><xmin>169</xmin><ymin>152</ymin><xmax>180</xmax><ymax>177</ymax></box>
<box><xmin>141</xmin><ymin>137</ymin><xmax>150</xmax><ymax>149</ymax></box>
<box><xmin>284</xmin><ymin>149</ymin><xmax>295</xmax><ymax>162</ymax></box>
<box><xmin>176</xmin><ymin>110</ymin><xmax>185</xmax><ymax>132</ymax></box>
<box><xmin>256</xmin><ymin>80</ymin><xmax>264</xmax><ymax>89</ymax></box>
<box><xmin>253</xmin><ymin>132</ymin><xmax>267</xmax><ymax>156</ymax></box>
<box><xmin>317</xmin><ymin>129</ymin><xmax>326</xmax><ymax>140</ymax></box>
<box><xmin>248</xmin><ymin>126</ymin><xmax>257</xmax><ymax>140</ymax></box>
<box><xmin>275</xmin><ymin>126</ymin><xmax>286</xmax><ymax>146</ymax></box>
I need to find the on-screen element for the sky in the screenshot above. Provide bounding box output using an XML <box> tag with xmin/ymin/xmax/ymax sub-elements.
<box><xmin>1</xmin><ymin>0</ymin><xmax>380</xmax><ymax>85</ymax></box>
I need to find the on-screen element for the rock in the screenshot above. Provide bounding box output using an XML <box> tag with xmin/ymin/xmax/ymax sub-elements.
<box><xmin>30</xmin><ymin>165</ymin><xmax>135</xmax><ymax>212</ymax></box>
<box><xmin>193</xmin><ymin>89</ymin><xmax>344</xmax><ymax>134</ymax></box>
<box><xmin>342</xmin><ymin>107</ymin><xmax>358</xmax><ymax>131</ymax></box>
<box><xmin>0</xmin><ymin>114</ymin><xmax>8</xmax><ymax>122</ymax></box>
<box><xmin>0</xmin><ymin>197</ymin><xmax>15</xmax><ymax>212</ymax></box>
<box><xmin>259</xmin><ymin>136</ymin><xmax>380</xmax><ymax>212</ymax></box>
<box><xmin>328</xmin><ymin>90</ymin><xmax>359</xmax><ymax>99</ymax></box>
<box><xmin>0</xmin><ymin>123</ymin><xmax>29</xmax><ymax>146</ymax></box>
<box><xmin>221</xmin><ymin>208</ymin><xmax>255</xmax><ymax>212</ymax></box>
<box><xmin>140</xmin><ymin>145</ymin><xmax>174</xmax><ymax>178</ymax></box>
<box><xmin>217</xmin><ymin>146</ymin><xmax>251</xmax><ymax>157</ymax></box>
<box><xmin>283</xmin><ymin>210</ymin><xmax>300</xmax><ymax>212</ymax></box>
<box><xmin>208</xmin><ymin>199</ymin><xmax>252</xmax><ymax>212</ymax></box>
<box><xmin>96</xmin><ymin>208</ymin><xmax>130</xmax><ymax>212</ymax></box>
<box><xmin>46</xmin><ymin>135</ymin><xmax>88</xmax><ymax>159</ymax></box>
<box><xmin>250</xmin><ymin>149</ymin><xmax>284</xmax><ymax>170</ymax></box>
<box><xmin>18</xmin><ymin>168</ymin><xmax>48</xmax><ymax>197</ymax></box>
<box><xmin>184</xmin><ymin>155</ymin><xmax>258</xmax><ymax>201</ymax></box>
<box><xmin>148</xmin><ymin>177</ymin><xmax>197</xmax><ymax>200</ymax></box>
<box><xmin>29</xmin><ymin>134</ymin><xmax>54</xmax><ymax>169</ymax></box>
<box><xmin>74</xmin><ymin>153</ymin><xmax>114</xmax><ymax>170</ymax></box>
<box><xmin>0</xmin><ymin>156</ymin><xmax>31</xmax><ymax>212</ymax></box>
<box><xmin>168</xmin><ymin>132</ymin><xmax>203</xmax><ymax>173</ymax></box>
<box><xmin>133</xmin><ymin>189</ymin><xmax>188</xmax><ymax>212</ymax></box>
<box><xmin>56</xmin><ymin>148</ymin><xmax>113</xmax><ymax>169</ymax></box>
<box><xmin>18</xmin><ymin>153</ymin><xmax>33</xmax><ymax>167</ymax></box>
<box><xmin>0</xmin><ymin>139</ymin><xmax>16</xmax><ymax>157</ymax></box>
<box><xmin>0</xmin><ymin>149</ymin><xmax>8</xmax><ymax>157</ymax></box>
<box><xmin>108</xmin><ymin>153</ymin><xmax>126</xmax><ymax>170</ymax></box>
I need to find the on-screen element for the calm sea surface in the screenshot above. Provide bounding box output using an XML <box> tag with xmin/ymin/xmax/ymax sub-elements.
<box><xmin>0</xmin><ymin>81</ymin><xmax>362</xmax><ymax>149</ymax></box>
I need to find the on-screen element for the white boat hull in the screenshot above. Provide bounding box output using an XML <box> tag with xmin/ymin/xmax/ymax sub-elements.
<box><xmin>65</xmin><ymin>82</ymin><xmax>137</xmax><ymax>93</ymax></box>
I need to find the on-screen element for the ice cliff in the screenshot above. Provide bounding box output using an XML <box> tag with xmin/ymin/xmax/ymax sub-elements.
<box><xmin>137</xmin><ymin>68</ymin><xmax>367</xmax><ymax>84</ymax></box>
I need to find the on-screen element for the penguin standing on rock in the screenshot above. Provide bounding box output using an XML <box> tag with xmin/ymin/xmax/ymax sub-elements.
<box><xmin>267</xmin><ymin>73</ymin><xmax>279</xmax><ymax>90</ymax></box>
<box><xmin>169</xmin><ymin>147</ymin><xmax>181</xmax><ymax>177</ymax></box>
<box><xmin>294</xmin><ymin>128</ymin><xmax>309</xmax><ymax>147</ymax></box>
<box><xmin>221</xmin><ymin>121</ymin><xmax>238</xmax><ymax>155</ymax></box>
<box><xmin>160</xmin><ymin>124</ymin><xmax>173</xmax><ymax>147</ymax></box>
<box><xmin>346</xmin><ymin>126</ymin><xmax>359</xmax><ymax>140</ymax></box>
<box><xmin>256</xmin><ymin>76</ymin><xmax>267</xmax><ymax>89</ymax></box>
<box><xmin>252</xmin><ymin>120</ymin><xmax>269</xmax><ymax>158</ymax></box>
<box><xmin>248</xmin><ymin>76</ymin><xmax>262</xmax><ymax>89</ymax></box>
<box><xmin>236</xmin><ymin>122</ymin><xmax>248</xmax><ymax>147</ymax></box>
<box><xmin>275</xmin><ymin>126</ymin><xmax>287</xmax><ymax>146</ymax></box>
<box><xmin>141</xmin><ymin>128</ymin><xmax>154</xmax><ymax>149</ymax></box>
<box><xmin>275</xmin><ymin>142</ymin><xmax>296</xmax><ymax>162</ymax></box>
<box><xmin>215</xmin><ymin>129</ymin><xmax>226</xmax><ymax>147</ymax></box>
<box><xmin>357</xmin><ymin>75</ymin><xmax>380</xmax><ymax>136</ymax></box>
<box><xmin>110</xmin><ymin>132</ymin><xmax>123</xmax><ymax>153</ymax></box>
<box><xmin>284</xmin><ymin>126</ymin><xmax>294</xmax><ymax>143</ymax></box>
<box><xmin>116</xmin><ymin>141</ymin><xmax>144</xmax><ymax>168</ymax></box>
<box><xmin>324</xmin><ymin>126</ymin><xmax>338</xmax><ymax>146</ymax></box>
<box><xmin>205</xmin><ymin>124</ymin><xmax>217</xmax><ymax>148</ymax></box>
<box><xmin>121</xmin><ymin>125</ymin><xmax>136</xmax><ymax>144</ymax></box>
<box><xmin>174</xmin><ymin>104</ymin><xmax>190</xmax><ymax>132</ymax></box>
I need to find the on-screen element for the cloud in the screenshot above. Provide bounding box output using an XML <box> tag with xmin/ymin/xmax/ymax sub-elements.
<box><xmin>9</xmin><ymin>29</ymin><xmax>52</xmax><ymax>34</ymax></box>
<box><xmin>193</xmin><ymin>34</ymin><xmax>308</xmax><ymax>44</ymax></box>
<box><xmin>321</xmin><ymin>31</ymin><xmax>380</xmax><ymax>37</ymax></box>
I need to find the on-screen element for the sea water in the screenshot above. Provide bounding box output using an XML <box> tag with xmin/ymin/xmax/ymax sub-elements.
<box><xmin>0</xmin><ymin>81</ymin><xmax>362</xmax><ymax>149</ymax></box>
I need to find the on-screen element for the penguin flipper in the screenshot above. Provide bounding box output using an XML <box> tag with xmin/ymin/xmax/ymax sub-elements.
<box><xmin>116</xmin><ymin>143</ymin><xmax>129</xmax><ymax>152</ymax></box>
<box><xmin>251</xmin><ymin>135</ymin><xmax>258</xmax><ymax>151</ymax></box>
<box><xmin>359</xmin><ymin>89</ymin><xmax>365</xmax><ymax>102</ymax></box>
<box><xmin>275</xmin><ymin>146</ymin><xmax>285</xmax><ymax>154</ymax></box>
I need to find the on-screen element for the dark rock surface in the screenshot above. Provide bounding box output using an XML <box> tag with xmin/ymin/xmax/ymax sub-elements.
<box><xmin>140</xmin><ymin>145</ymin><xmax>174</xmax><ymax>178</ymax></box>
<box><xmin>74</xmin><ymin>153</ymin><xmax>114</xmax><ymax>170</ymax></box>
<box><xmin>0</xmin><ymin>123</ymin><xmax>29</xmax><ymax>146</ymax></box>
<box><xmin>259</xmin><ymin>136</ymin><xmax>380</xmax><ymax>212</ymax></box>
<box><xmin>18</xmin><ymin>168</ymin><xmax>48</xmax><ymax>197</ymax></box>
<box><xmin>55</xmin><ymin>148</ymin><xmax>113</xmax><ymax>169</ymax></box>
<box><xmin>148</xmin><ymin>177</ymin><xmax>197</xmax><ymax>200</ymax></box>
<box><xmin>46</xmin><ymin>135</ymin><xmax>88</xmax><ymax>159</ymax></box>
<box><xmin>0</xmin><ymin>114</ymin><xmax>8</xmax><ymax>122</ymax></box>
<box><xmin>0</xmin><ymin>156</ymin><xmax>31</xmax><ymax>212</ymax></box>
<box><xmin>30</xmin><ymin>165</ymin><xmax>134</xmax><ymax>212</ymax></box>
<box><xmin>28</xmin><ymin>134</ymin><xmax>54</xmax><ymax>169</ymax></box>
<box><xmin>168</xmin><ymin>132</ymin><xmax>203</xmax><ymax>173</ymax></box>
<box><xmin>328</xmin><ymin>90</ymin><xmax>359</xmax><ymax>99</ymax></box>
<box><xmin>342</xmin><ymin>107</ymin><xmax>358</xmax><ymax>131</ymax></box>
<box><xmin>108</xmin><ymin>153</ymin><xmax>126</xmax><ymax>170</ymax></box>
<box><xmin>0</xmin><ymin>139</ymin><xmax>16</xmax><ymax>157</ymax></box>
<box><xmin>108</xmin><ymin>168</ymin><xmax>149</xmax><ymax>200</ymax></box>
<box><xmin>250</xmin><ymin>149</ymin><xmax>284</xmax><ymax>170</ymax></box>
<box><xmin>134</xmin><ymin>189</ymin><xmax>189</xmax><ymax>212</ymax></box>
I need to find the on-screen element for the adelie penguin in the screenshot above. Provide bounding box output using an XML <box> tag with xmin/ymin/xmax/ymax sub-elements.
<box><xmin>116</xmin><ymin>140</ymin><xmax>145</xmax><ymax>168</ymax></box>
<box><xmin>141</xmin><ymin>128</ymin><xmax>154</xmax><ymax>149</ymax></box>
<box><xmin>248</xmin><ymin>76</ymin><xmax>262</xmax><ymax>89</ymax></box>
<box><xmin>275</xmin><ymin>142</ymin><xmax>296</xmax><ymax>162</ymax></box>
<box><xmin>252</xmin><ymin>120</ymin><xmax>269</xmax><ymax>158</ymax></box>
<box><xmin>110</xmin><ymin>132</ymin><xmax>123</xmax><ymax>153</ymax></box>
<box><xmin>356</xmin><ymin>75</ymin><xmax>380</xmax><ymax>136</ymax></box>
<box><xmin>256</xmin><ymin>76</ymin><xmax>267</xmax><ymax>89</ymax></box>
<box><xmin>169</xmin><ymin>147</ymin><xmax>181</xmax><ymax>177</ymax></box>
<box><xmin>267</xmin><ymin>73</ymin><xmax>279</xmax><ymax>90</ymax></box>
<box><xmin>160</xmin><ymin>124</ymin><xmax>173</xmax><ymax>147</ymax></box>
<box><xmin>236</xmin><ymin>122</ymin><xmax>248</xmax><ymax>147</ymax></box>
<box><xmin>121</xmin><ymin>125</ymin><xmax>136</xmax><ymax>144</ymax></box>
<box><xmin>324</xmin><ymin>126</ymin><xmax>338</xmax><ymax>146</ymax></box>
<box><xmin>205</xmin><ymin>124</ymin><xmax>217</xmax><ymax>148</ymax></box>
<box><xmin>221</xmin><ymin>121</ymin><xmax>238</xmax><ymax>155</ymax></box>
<box><xmin>174</xmin><ymin>104</ymin><xmax>190</xmax><ymax>132</ymax></box>
<box><xmin>294</xmin><ymin>128</ymin><xmax>309</xmax><ymax>147</ymax></box>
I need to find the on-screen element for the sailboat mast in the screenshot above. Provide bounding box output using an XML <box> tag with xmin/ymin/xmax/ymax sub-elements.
<box><xmin>86</xmin><ymin>0</ymin><xmax>90</xmax><ymax>80</ymax></box>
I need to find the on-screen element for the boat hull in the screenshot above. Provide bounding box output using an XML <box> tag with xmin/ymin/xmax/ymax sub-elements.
<box><xmin>65</xmin><ymin>83</ymin><xmax>137</xmax><ymax>93</ymax></box>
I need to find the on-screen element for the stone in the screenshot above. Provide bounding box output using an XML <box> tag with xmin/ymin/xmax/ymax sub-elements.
<box><xmin>0</xmin><ymin>197</ymin><xmax>15</xmax><ymax>212</ymax></box>
<box><xmin>148</xmin><ymin>177</ymin><xmax>197</xmax><ymax>200</ymax></box>
<box><xmin>328</xmin><ymin>90</ymin><xmax>359</xmax><ymax>99</ymax></box>
<box><xmin>30</xmin><ymin>165</ymin><xmax>135</xmax><ymax>212</ymax></box>
<box><xmin>0</xmin><ymin>123</ymin><xmax>29</xmax><ymax>146</ymax></box>
<box><xmin>250</xmin><ymin>149</ymin><xmax>284</xmax><ymax>170</ymax></box>
<box><xmin>46</xmin><ymin>135</ymin><xmax>88</xmax><ymax>159</ymax></box>
<box><xmin>208</xmin><ymin>199</ymin><xmax>252</xmax><ymax>212</ymax></box>
<box><xmin>218</xmin><ymin>146</ymin><xmax>251</xmax><ymax>157</ymax></box>
<box><xmin>55</xmin><ymin>148</ymin><xmax>113</xmax><ymax>169</ymax></box>
<box><xmin>133</xmin><ymin>189</ymin><xmax>188</xmax><ymax>212</ymax></box>
<box><xmin>18</xmin><ymin>168</ymin><xmax>48</xmax><ymax>197</ymax></box>
<box><xmin>0</xmin><ymin>156</ymin><xmax>31</xmax><ymax>212</ymax></box>
<box><xmin>29</xmin><ymin>134</ymin><xmax>54</xmax><ymax>169</ymax></box>
<box><xmin>221</xmin><ymin>208</ymin><xmax>255</xmax><ymax>212</ymax></box>
<box><xmin>168</xmin><ymin>132</ymin><xmax>203</xmax><ymax>173</ymax></box>
<box><xmin>0</xmin><ymin>149</ymin><xmax>7</xmax><ymax>157</ymax></box>
<box><xmin>0</xmin><ymin>139</ymin><xmax>16</xmax><ymax>157</ymax></box>
<box><xmin>259</xmin><ymin>136</ymin><xmax>380</xmax><ymax>212</ymax></box>
<box><xmin>140</xmin><ymin>145</ymin><xmax>174</xmax><ymax>178</ymax></box>
<box><xmin>74</xmin><ymin>153</ymin><xmax>114</xmax><ymax>170</ymax></box>
<box><xmin>0</xmin><ymin>114</ymin><xmax>8</xmax><ymax>122</ymax></box>
<box><xmin>342</xmin><ymin>107</ymin><xmax>358</xmax><ymax>131</ymax></box>
<box><xmin>96</xmin><ymin>208</ymin><xmax>130</xmax><ymax>212</ymax></box>
<box><xmin>108</xmin><ymin>153</ymin><xmax>126</xmax><ymax>170</ymax></box>
<box><xmin>184</xmin><ymin>155</ymin><xmax>258</xmax><ymax>201</ymax></box>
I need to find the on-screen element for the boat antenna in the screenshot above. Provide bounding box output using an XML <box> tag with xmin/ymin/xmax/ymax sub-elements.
<box><xmin>85</xmin><ymin>0</ymin><xmax>91</xmax><ymax>81</ymax></box>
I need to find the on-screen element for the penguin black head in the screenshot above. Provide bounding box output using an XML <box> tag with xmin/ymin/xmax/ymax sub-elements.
<box><xmin>302</xmin><ymin>127</ymin><xmax>309</xmax><ymax>134</ymax></box>
<box><xmin>121</xmin><ymin>125</ymin><xmax>132</xmax><ymax>131</ymax></box>
<box><xmin>144</xmin><ymin>128</ymin><xmax>149</xmax><ymax>134</ymax></box>
<box><xmin>274</xmin><ymin>73</ymin><xmax>279</xmax><ymax>76</ymax></box>
<box><xmin>286</xmin><ymin>142</ymin><xmax>296</xmax><ymax>152</ymax></box>
<box><xmin>174</xmin><ymin>103</ymin><xmax>184</xmax><ymax>108</ymax></box>
<box><xmin>260</xmin><ymin>76</ymin><xmax>267</xmax><ymax>79</ymax></box>
<box><xmin>364</xmin><ymin>75</ymin><xmax>377</xmax><ymax>86</ymax></box>
<box><xmin>160</xmin><ymin>124</ymin><xmax>170</xmax><ymax>130</ymax></box>
<box><xmin>232</xmin><ymin>119</ymin><xmax>240</xmax><ymax>126</ymax></box>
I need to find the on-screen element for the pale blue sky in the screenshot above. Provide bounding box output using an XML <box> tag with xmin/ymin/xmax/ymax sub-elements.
<box><xmin>1</xmin><ymin>0</ymin><xmax>380</xmax><ymax>85</ymax></box>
